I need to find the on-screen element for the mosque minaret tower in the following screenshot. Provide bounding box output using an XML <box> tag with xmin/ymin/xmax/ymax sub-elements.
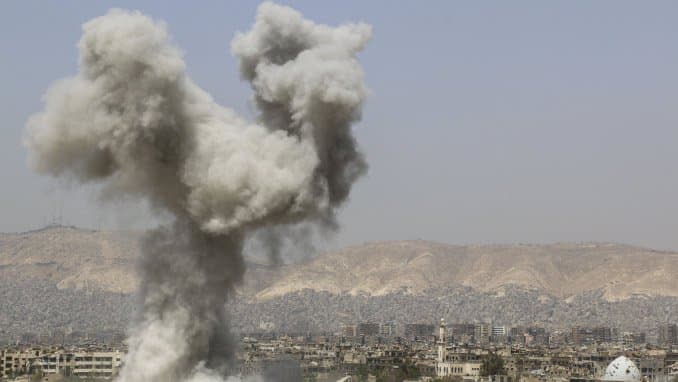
<box><xmin>438</xmin><ymin>318</ymin><xmax>446</xmax><ymax>363</ymax></box>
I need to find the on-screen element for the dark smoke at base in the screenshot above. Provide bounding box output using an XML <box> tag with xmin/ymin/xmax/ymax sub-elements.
<box><xmin>24</xmin><ymin>3</ymin><xmax>370</xmax><ymax>381</ymax></box>
<box><xmin>123</xmin><ymin>222</ymin><xmax>245</xmax><ymax>380</ymax></box>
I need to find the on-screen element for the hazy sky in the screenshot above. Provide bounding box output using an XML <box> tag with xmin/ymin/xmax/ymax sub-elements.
<box><xmin>2</xmin><ymin>1</ymin><xmax>678</xmax><ymax>250</ymax></box>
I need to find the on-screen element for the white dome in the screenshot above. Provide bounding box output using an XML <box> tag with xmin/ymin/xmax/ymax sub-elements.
<box><xmin>602</xmin><ymin>356</ymin><xmax>641</xmax><ymax>382</ymax></box>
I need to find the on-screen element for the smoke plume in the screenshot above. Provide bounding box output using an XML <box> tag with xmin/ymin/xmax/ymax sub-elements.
<box><xmin>25</xmin><ymin>3</ymin><xmax>370</xmax><ymax>381</ymax></box>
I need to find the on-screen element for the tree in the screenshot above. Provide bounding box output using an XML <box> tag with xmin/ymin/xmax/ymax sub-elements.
<box><xmin>30</xmin><ymin>370</ymin><xmax>44</xmax><ymax>382</ymax></box>
<box><xmin>356</xmin><ymin>364</ymin><xmax>370</xmax><ymax>382</ymax></box>
<box><xmin>480</xmin><ymin>353</ymin><xmax>505</xmax><ymax>377</ymax></box>
<box><xmin>433</xmin><ymin>376</ymin><xmax>462</xmax><ymax>382</ymax></box>
<box><xmin>399</xmin><ymin>363</ymin><xmax>421</xmax><ymax>380</ymax></box>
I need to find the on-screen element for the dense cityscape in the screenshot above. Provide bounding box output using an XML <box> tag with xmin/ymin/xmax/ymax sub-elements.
<box><xmin>2</xmin><ymin>321</ymin><xmax>678</xmax><ymax>382</ymax></box>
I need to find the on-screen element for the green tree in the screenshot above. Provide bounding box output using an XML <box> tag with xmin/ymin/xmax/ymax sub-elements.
<box><xmin>356</xmin><ymin>364</ymin><xmax>370</xmax><ymax>382</ymax></box>
<box><xmin>433</xmin><ymin>376</ymin><xmax>462</xmax><ymax>382</ymax></box>
<box><xmin>399</xmin><ymin>363</ymin><xmax>421</xmax><ymax>380</ymax></box>
<box><xmin>30</xmin><ymin>370</ymin><xmax>44</xmax><ymax>382</ymax></box>
<box><xmin>480</xmin><ymin>353</ymin><xmax>505</xmax><ymax>377</ymax></box>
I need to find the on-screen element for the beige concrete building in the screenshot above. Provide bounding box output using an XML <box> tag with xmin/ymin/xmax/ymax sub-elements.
<box><xmin>436</xmin><ymin>319</ymin><xmax>482</xmax><ymax>379</ymax></box>
<box><xmin>1</xmin><ymin>348</ymin><xmax>123</xmax><ymax>379</ymax></box>
<box><xmin>71</xmin><ymin>350</ymin><xmax>124</xmax><ymax>378</ymax></box>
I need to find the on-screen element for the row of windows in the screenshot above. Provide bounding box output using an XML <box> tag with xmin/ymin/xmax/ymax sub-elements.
<box><xmin>75</xmin><ymin>364</ymin><xmax>114</xmax><ymax>369</ymax></box>
<box><xmin>74</xmin><ymin>371</ymin><xmax>113</xmax><ymax>377</ymax></box>
<box><xmin>437</xmin><ymin>365</ymin><xmax>481</xmax><ymax>374</ymax></box>
<box><xmin>443</xmin><ymin>366</ymin><xmax>465</xmax><ymax>374</ymax></box>
<box><xmin>74</xmin><ymin>356</ymin><xmax>113</xmax><ymax>362</ymax></box>
<box><xmin>5</xmin><ymin>355</ymin><xmax>115</xmax><ymax>363</ymax></box>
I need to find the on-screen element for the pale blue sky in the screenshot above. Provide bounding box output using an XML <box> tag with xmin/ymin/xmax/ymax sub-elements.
<box><xmin>2</xmin><ymin>1</ymin><xmax>678</xmax><ymax>250</ymax></box>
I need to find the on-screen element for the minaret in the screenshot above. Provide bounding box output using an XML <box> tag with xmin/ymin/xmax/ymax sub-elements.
<box><xmin>438</xmin><ymin>318</ymin><xmax>446</xmax><ymax>363</ymax></box>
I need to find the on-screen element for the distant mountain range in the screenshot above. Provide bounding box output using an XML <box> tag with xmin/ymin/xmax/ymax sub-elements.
<box><xmin>0</xmin><ymin>225</ymin><xmax>140</xmax><ymax>293</ymax></box>
<box><xmin>2</xmin><ymin>225</ymin><xmax>678</xmax><ymax>301</ymax></box>
<box><xmin>256</xmin><ymin>240</ymin><xmax>678</xmax><ymax>302</ymax></box>
<box><xmin>2</xmin><ymin>225</ymin><xmax>678</xmax><ymax>336</ymax></box>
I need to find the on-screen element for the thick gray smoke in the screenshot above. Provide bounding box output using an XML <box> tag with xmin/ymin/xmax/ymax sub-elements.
<box><xmin>24</xmin><ymin>3</ymin><xmax>370</xmax><ymax>381</ymax></box>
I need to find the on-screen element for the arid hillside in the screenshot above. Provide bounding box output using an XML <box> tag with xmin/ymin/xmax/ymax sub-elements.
<box><xmin>0</xmin><ymin>225</ymin><xmax>274</xmax><ymax>295</ymax></box>
<box><xmin>255</xmin><ymin>240</ymin><xmax>678</xmax><ymax>301</ymax></box>
<box><xmin>2</xmin><ymin>226</ymin><xmax>678</xmax><ymax>301</ymax></box>
<box><xmin>0</xmin><ymin>225</ymin><xmax>139</xmax><ymax>293</ymax></box>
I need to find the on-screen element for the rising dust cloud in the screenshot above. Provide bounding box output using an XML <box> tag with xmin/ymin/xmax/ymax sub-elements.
<box><xmin>24</xmin><ymin>3</ymin><xmax>370</xmax><ymax>381</ymax></box>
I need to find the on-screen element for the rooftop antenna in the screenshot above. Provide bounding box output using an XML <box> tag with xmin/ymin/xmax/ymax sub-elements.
<box><xmin>57</xmin><ymin>191</ymin><xmax>64</xmax><ymax>226</ymax></box>
<box><xmin>95</xmin><ymin>205</ymin><xmax>102</xmax><ymax>232</ymax></box>
<box><xmin>47</xmin><ymin>188</ymin><xmax>64</xmax><ymax>227</ymax></box>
